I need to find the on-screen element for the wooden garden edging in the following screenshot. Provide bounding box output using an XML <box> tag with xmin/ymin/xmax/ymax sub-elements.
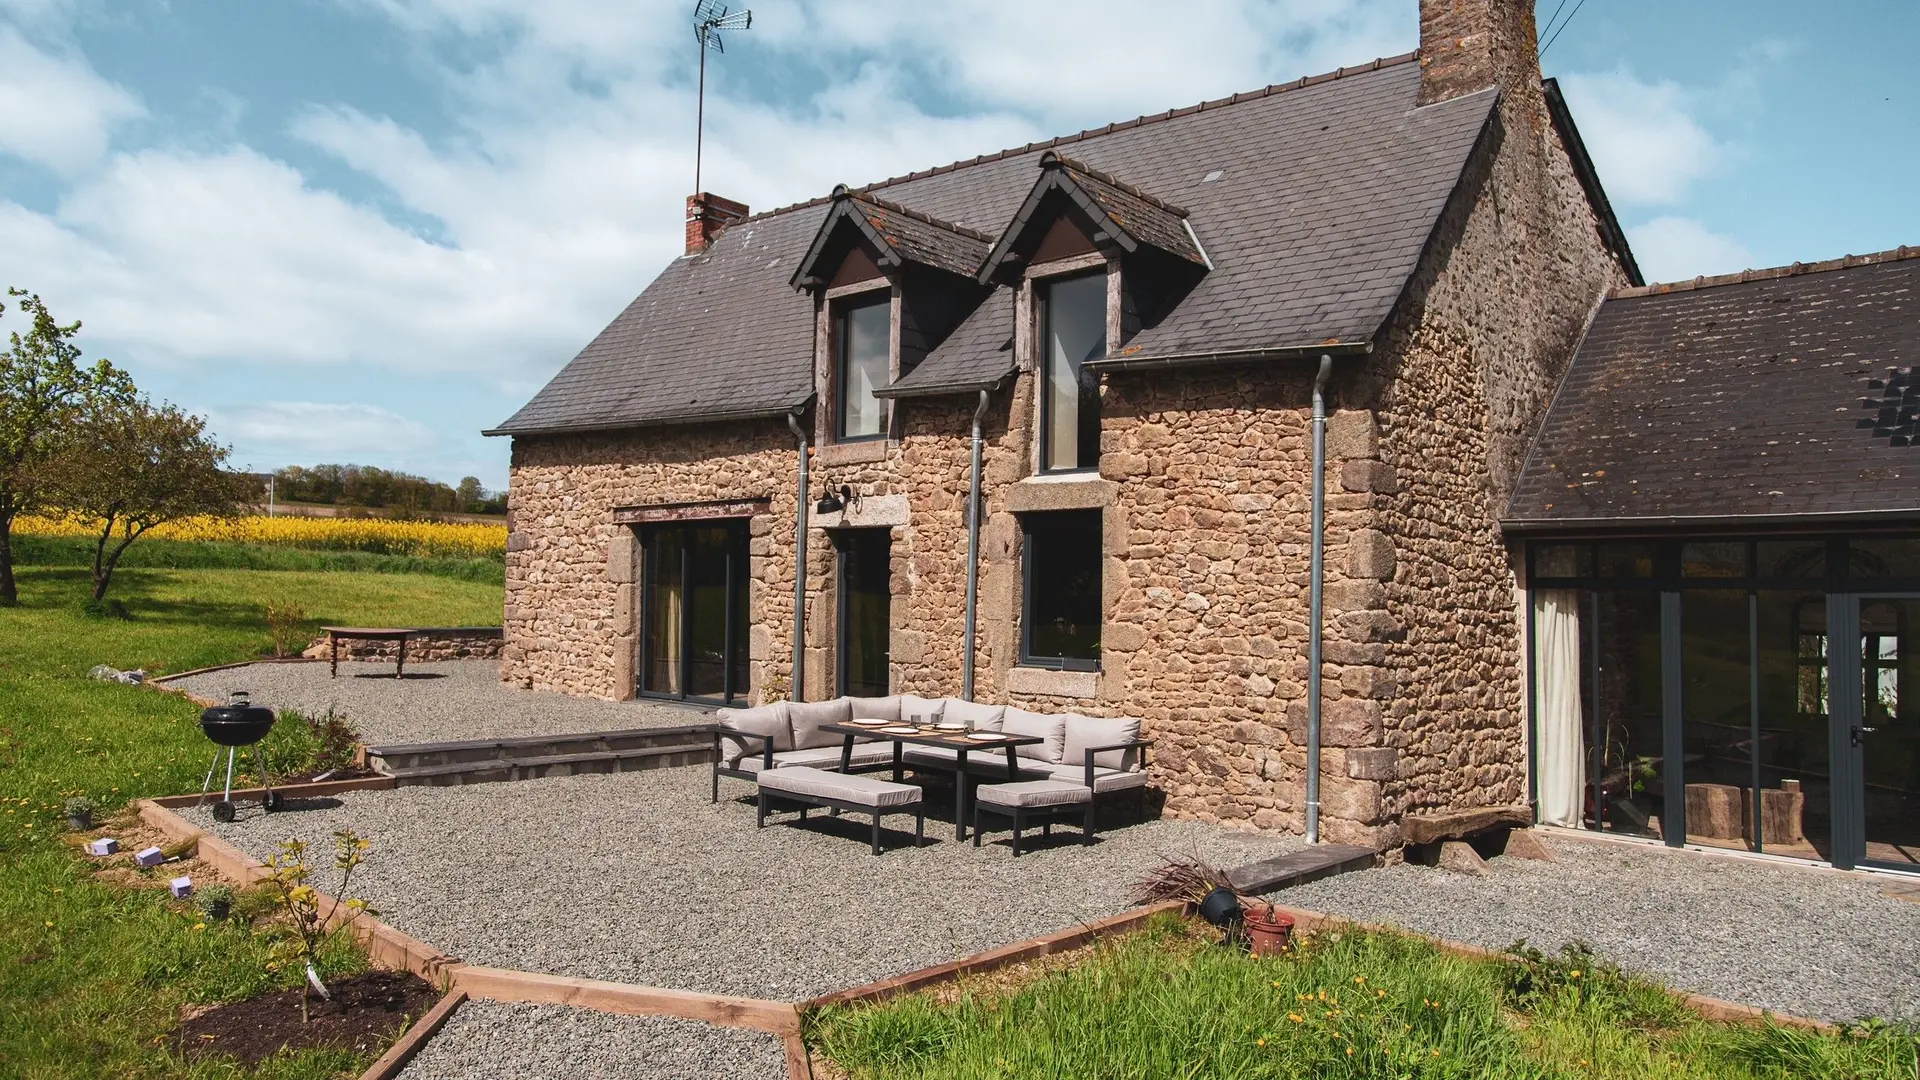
<box><xmin>354</xmin><ymin>989</ymin><xmax>466</xmax><ymax>1080</ymax></box>
<box><xmin>803</xmin><ymin>900</ymin><xmax>1187</xmax><ymax>1012</ymax></box>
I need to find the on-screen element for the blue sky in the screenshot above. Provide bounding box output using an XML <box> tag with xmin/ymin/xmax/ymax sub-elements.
<box><xmin>1</xmin><ymin>1</ymin><xmax>1914</xmax><ymax>490</ymax></box>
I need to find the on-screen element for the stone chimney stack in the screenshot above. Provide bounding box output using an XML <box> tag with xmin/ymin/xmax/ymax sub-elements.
<box><xmin>685</xmin><ymin>192</ymin><xmax>749</xmax><ymax>255</ymax></box>
<box><xmin>1417</xmin><ymin>0</ymin><xmax>1543</xmax><ymax>108</ymax></box>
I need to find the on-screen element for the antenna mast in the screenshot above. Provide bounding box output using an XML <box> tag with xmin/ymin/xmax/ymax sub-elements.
<box><xmin>692</xmin><ymin>0</ymin><xmax>752</xmax><ymax>195</ymax></box>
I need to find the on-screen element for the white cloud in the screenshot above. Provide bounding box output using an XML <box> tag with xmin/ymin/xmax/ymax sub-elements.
<box><xmin>204</xmin><ymin>401</ymin><xmax>441</xmax><ymax>467</ymax></box>
<box><xmin>0</xmin><ymin>26</ymin><xmax>142</xmax><ymax>172</ymax></box>
<box><xmin>1628</xmin><ymin>216</ymin><xmax>1755</xmax><ymax>284</ymax></box>
<box><xmin>1559</xmin><ymin>68</ymin><xmax>1724</xmax><ymax>206</ymax></box>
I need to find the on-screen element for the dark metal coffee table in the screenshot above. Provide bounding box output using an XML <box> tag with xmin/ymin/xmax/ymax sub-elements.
<box><xmin>820</xmin><ymin>721</ymin><xmax>1042</xmax><ymax>840</ymax></box>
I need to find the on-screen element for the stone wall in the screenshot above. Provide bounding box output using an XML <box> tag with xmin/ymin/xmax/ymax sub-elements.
<box><xmin>303</xmin><ymin>628</ymin><xmax>504</xmax><ymax>663</ymax></box>
<box><xmin>501</xmin><ymin>419</ymin><xmax>800</xmax><ymax>700</ymax></box>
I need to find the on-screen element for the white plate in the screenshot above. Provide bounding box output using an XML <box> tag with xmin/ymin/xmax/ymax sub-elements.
<box><xmin>965</xmin><ymin>732</ymin><xmax>1003</xmax><ymax>741</ymax></box>
<box><xmin>935</xmin><ymin>723</ymin><xmax>965</xmax><ymax>731</ymax></box>
<box><xmin>879</xmin><ymin>725</ymin><xmax>919</xmax><ymax>735</ymax></box>
<box><xmin>849</xmin><ymin>718</ymin><xmax>888</xmax><ymax>726</ymax></box>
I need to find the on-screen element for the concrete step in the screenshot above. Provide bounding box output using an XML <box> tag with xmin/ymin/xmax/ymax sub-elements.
<box><xmin>1225</xmin><ymin>843</ymin><xmax>1377</xmax><ymax>895</ymax></box>
<box><xmin>367</xmin><ymin>723</ymin><xmax>714</xmax><ymax>773</ymax></box>
<box><xmin>380</xmin><ymin>741</ymin><xmax>716</xmax><ymax>787</ymax></box>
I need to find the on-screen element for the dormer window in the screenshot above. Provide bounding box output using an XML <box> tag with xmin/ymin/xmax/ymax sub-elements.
<box><xmin>837</xmin><ymin>296</ymin><xmax>891</xmax><ymax>440</ymax></box>
<box><xmin>1039</xmin><ymin>272</ymin><xmax>1105</xmax><ymax>472</ymax></box>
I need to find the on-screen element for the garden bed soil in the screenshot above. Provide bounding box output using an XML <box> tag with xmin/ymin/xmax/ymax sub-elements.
<box><xmin>177</xmin><ymin>969</ymin><xmax>438</xmax><ymax>1065</ymax></box>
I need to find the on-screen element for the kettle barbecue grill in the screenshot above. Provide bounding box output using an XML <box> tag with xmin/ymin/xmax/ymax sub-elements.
<box><xmin>197</xmin><ymin>691</ymin><xmax>284</xmax><ymax>822</ymax></box>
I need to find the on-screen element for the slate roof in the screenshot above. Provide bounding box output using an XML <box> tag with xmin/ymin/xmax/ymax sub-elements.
<box><xmin>792</xmin><ymin>189</ymin><xmax>991</xmax><ymax>289</ymax></box>
<box><xmin>490</xmin><ymin>55</ymin><xmax>1499</xmax><ymax>435</ymax></box>
<box><xmin>1506</xmin><ymin>248</ymin><xmax>1920</xmax><ymax>529</ymax></box>
<box><xmin>977</xmin><ymin>152</ymin><xmax>1205</xmax><ymax>282</ymax></box>
<box><xmin>878</xmin><ymin>291</ymin><xmax>1016</xmax><ymax>397</ymax></box>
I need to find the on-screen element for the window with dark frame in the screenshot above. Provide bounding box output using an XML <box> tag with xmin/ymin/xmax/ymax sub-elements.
<box><xmin>1038</xmin><ymin>271</ymin><xmax>1105</xmax><ymax>472</ymax></box>
<box><xmin>836</xmin><ymin>297</ymin><xmax>890</xmax><ymax>441</ymax></box>
<box><xmin>1020</xmin><ymin>509</ymin><xmax>1102</xmax><ymax>670</ymax></box>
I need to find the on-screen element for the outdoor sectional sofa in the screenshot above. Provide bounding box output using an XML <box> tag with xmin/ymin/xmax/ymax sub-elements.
<box><xmin>710</xmin><ymin>694</ymin><xmax>1152</xmax><ymax>828</ymax></box>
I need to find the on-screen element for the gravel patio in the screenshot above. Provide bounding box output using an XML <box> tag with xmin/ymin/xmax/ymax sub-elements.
<box><xmin>163</xmin><ymin>659</ymin><xmax>707</xmax><ymax>744</ymax></box>
<box><xmin>1285</xmin><ymin>832</ymin><xmax>1920</xmax><ymax>1024</ymax></box>
<box><xmin>189</xmin><ymin>763</ymin><xmax>1297</xmax><ymax>1002</ymax></box>
<box><xmin>395</xmin><ymin>1001</ymin><xmax>786</xmax><ymax>1080</ymax></box>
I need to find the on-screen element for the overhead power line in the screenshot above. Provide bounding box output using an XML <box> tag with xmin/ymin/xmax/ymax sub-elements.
<box><xmin>1540</xmin><ymin>0</ymin><xmax>1589</xmax><ymax>56</ymax></box>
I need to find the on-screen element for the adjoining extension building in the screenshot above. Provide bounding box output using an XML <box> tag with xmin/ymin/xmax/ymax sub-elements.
<box><xmin>488</xmin><ymin>0</ymin><xmax>1917</xmax><ymax>873</ymax></box>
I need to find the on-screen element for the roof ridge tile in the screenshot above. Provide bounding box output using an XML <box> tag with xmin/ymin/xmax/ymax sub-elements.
<box><xmin>1611</xmin><ymin>244</ymin><xmax>1920</xmax><ymax>299</ymax></box>
<box><xmin>743</xmin><ymin>51</ymin><xmax>1420</xmax><ymax>224</ymax></box>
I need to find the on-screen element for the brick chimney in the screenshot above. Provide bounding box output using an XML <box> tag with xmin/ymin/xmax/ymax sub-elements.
<box><xmin>1417</xmin><ymin>0</ymin><xmax>1542</xmax><ymax>108</ymax></box>
<box><xmin>685</xmin><ymin>192</ymin><xmax>749</xmax><ymax>255</ymax></box>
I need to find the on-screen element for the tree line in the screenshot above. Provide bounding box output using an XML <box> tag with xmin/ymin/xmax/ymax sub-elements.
<box><xmin>270</xmin><ymin>464</ymin><xmax>505</xmax><ymax>516</ymax></box>
<box><xmin>0</xmin><ymin>289</ymin><xmax>248</xmax><ymax>606</ymax></box>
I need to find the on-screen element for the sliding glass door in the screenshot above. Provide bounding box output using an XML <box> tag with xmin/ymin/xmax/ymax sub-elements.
<box><xmin>1529</xmin><ymin>536</ymin><xmax>1920</xmax><ymax>871</ymax></box>
<box><xmin>639</xmin><ymin>521</ymin><xmax>749</xmax><ymax>705</ymax></box>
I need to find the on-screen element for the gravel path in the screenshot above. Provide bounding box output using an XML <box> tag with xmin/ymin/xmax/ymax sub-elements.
<box><xmin>163</xmin><ymin>660</ymin><xmax>709</xmax><ymax>744</ymax></box>
<box><xmin>396</xmin><ymin>1001</ymin><xmax>785</xmax><ymax>1080</ymax></box>
<box><xmin>190</xmin><ymin>764</ymin><xmax>1295</xmax><ymax>1001</ymax></box>
<box><xmin>1283</xmin><ymin>833</ymin><xmax>1920</xmax><ymax>1024</ymax></box>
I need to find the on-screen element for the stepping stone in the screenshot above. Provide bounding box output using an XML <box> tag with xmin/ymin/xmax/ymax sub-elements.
<box><xmin>1226</xmin><ymin>844</ymin><xmax>1375</xmax><ymax>894</ymax></box>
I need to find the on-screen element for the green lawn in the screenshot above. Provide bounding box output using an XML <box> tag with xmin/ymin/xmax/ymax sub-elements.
<box><xmin>0</xmin><ymin>561</ymin><xmax>501</xmax><ymax>1078</ymax></box>
<box><xmin>810</xmin><ymin>915</ymin><xmax>1919</xmax><ymax>1080</ymax></box>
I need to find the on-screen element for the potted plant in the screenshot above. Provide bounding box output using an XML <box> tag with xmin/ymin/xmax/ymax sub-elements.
<box><xmin>64</xmin><ymin>796</ymin><xmax>94</xmax><ymax>831</ymax></box>
<box><xmin>1242</xmin><ymin>899</ymin><xmax>1295</xmax><ymax>956</ymax></box>
<box><xmin>195</xmin><ymin>884</ymin><xmax>235</xmax><ymax>922</ymax></box>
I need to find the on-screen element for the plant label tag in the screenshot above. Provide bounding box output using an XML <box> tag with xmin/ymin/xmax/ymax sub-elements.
<box><xmin>134</xmin><ymin>846</ymin><xmax>165</xmax><ymax>867</ymax></box>
<box><xmin>86</xmin><ymin>837</ymin><xmax>120</xmax><ymax>856</ymax></box>
<box><xmin>306</xmin><ymin>963</ymin><xmax>331</xmax><ymax>1000</ymax></box>
<box><xmin>169</xmin><ymin>876</ymin><xmax>194</xmax><ymax>898</ymax></box>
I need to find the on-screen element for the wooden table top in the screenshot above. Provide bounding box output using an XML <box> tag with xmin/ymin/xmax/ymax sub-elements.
<box><xmin>818</xmin><ymin>721</ymin><xmax>1042</xmax><ymax>750</ymax></box>
<box><xmin>320</xmin><ymin>627</ymin><xmax>416</xmax><ymax>638</ymax></box>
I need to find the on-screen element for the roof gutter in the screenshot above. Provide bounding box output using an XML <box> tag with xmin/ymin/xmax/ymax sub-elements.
<box><xmin>1086</xmin><ymin>339</ymin><xmax>1371</xmax><ymax>372</ymax></box>
<box><xmin>482</xmin><ymin>403</ymin><xmax>808</xmax><ymax>439</ymax></box>
<box><xmin>873</xmin><ymin>370</ymin><xmax>1014</xmax><ymax>400</ymax></box>
<box><xmin>1501</xmin><ymin>506</ymin><xmax>1920</xmax><ymax>534</ymax></box>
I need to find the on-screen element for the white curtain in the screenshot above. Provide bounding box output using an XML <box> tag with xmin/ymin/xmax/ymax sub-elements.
<box><xmin>1534</xmin><ymin>589</ymin><xmax>1586</xmax><ymax>828</ymax></box>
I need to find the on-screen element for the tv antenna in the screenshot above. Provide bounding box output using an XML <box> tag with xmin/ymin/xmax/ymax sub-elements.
<box><xmin>692</xmin><ymin>0</ymin><xmax>751</xmax><ymax>195</ymax></box>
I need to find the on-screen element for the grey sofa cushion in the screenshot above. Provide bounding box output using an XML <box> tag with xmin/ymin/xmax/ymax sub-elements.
<box><xmin>899</xmin><ymin>694</ymin><xmax>945</xmax><ymax>726</ymax></box>
<box><xmin>940</xmin><ymin>699</ymin><xmax>1006</xmax><ymax>731</ymax></box>
<box><xmin>1063</xmin><ymin>714</ymin><xmax>1143</xmax><ymax>770</ymax></box>
<box><xmin>1001</xmin><ymin>707</ymin><xmax>1066</xmax><ymax>763</ymax></box>
<box><xmin>716</xmin><ymin>702</ymin><xmax>793</xmax><ymax>754</ymax></box>
<box><xmin>1039</xmin><ymin>761</ymin><xmax>1149</xmax><ymax>793</ymax></box>
<box><xmin>758</xmin><ymin>766</ymin><xmax>921</xmax><ymax>809</ymax></box>
<box><xmin>975</xmin><ymin>779</ymin><xmax>1092</xmax><ymax>809</ymax></box>
<box><xmin>788</xmin><ymin>698</ymin><xmax>854</xmax><ymax>749</ymax></box>
<box><xmin>848</xmin><ymin>696</ymin><xmax>901</xmax><ymax>722</ymax></box>
<box><xmin>733</xmin><ymin>743</ymin><xmax>895</xmax><ymax>774</ymax></box>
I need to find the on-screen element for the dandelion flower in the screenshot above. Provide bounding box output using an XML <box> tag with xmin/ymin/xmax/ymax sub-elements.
<box><xmin>1256</xmin><ymin>1039</ymin><xmax>1266</xmax><ymax>1047</ymax></box>
<box><xmin>193</xmin><ymin>923</ymin><xmax>206</xmax><ymax>931</ymax></box>
<box><xmin>1354</xmin><ymin>976</ymin><xmax>1366</xmax><ymax>984</ymax></box>
<box><xmin>1347</xmin><ymin>1047</ymin><xmax>1355</xmax><ymax>1056</ymax></box>
<box><xmin>1289</xmin><ymin>1014</ymin><xmax>1303</xmax><ymax>1023</ymax></box>
<box><xmin>1570</xmin><ymin>970</ymin><xmax>1581</xmax><ymax>979</ymax></box>
<box><xmin>44</xmin><ymin>921</ymin><xmax>54</xmax><ymax>928</ymax></box>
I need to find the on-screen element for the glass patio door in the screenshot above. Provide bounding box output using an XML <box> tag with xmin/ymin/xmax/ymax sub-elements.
<box><xmin>640</xmin><ymin>522</ymin><xmax>749</xmax><ymax>704</ymax></box>
<box><xmin>836</xmin><ymin>529</ymin><xmax>891</xmax><ymax>697</ymax></box>
<box><xmin>1833</xmin><ymin>595</ymin><xmax>1920</xmax><ymax>870</ymax></box>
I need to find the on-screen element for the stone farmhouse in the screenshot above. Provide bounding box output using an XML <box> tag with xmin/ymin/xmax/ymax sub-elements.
<box><xmin>490</xmin><ymin>0</ymin><xmax>1918</xmax><ymax>872</ymax></box>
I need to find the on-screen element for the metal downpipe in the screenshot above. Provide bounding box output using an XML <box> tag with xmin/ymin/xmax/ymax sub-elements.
<box><xmin>1306</xmin><ymin>354</ymin><xmax>1333</xmax><ymax>845</ymax></box>
<box><xmin>788</xmin><ymin>411</ymin><xmax>809</xmax><ymax>701</ymax></box>
<box><xmin>962</xmin><ymin>388</ymin><xmax>990</xmax><ymax>700</ymax></box>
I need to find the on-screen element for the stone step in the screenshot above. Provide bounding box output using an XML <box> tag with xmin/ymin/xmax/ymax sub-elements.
<box><xmin>381</xmin><ymin>741</ymin><xmax>716</xmax><ymax>787</ymax></box>
<box><xmin>367</xmin><ymin>723</ymin><xmax>715</xmax><ymax>772</ymax></box>
<box><xmin>1225</xmin><ymin>843</ymin><xmax>1377</xmax><ymax>895</ymax></box>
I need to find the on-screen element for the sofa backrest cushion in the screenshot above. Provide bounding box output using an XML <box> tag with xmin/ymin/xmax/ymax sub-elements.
<box><xmin>716</xmin><ymin>701</ymin><xmax>793</xmax><ymax>753</ymax></box>
<box><xmin>1064</xmin><ymin>714</ymin><xmax>1143</xmax><ymax>771</ymax></box>
<box><xmin>848</xmin><ymin>696</ymin><xmax>901</xmax><ymax>723</ymax></box>
<box><xmin>899</xmin><ymin>694</ymin><xmax>945</xmax><ymax>726</ymax></box>
<box><xmin>788</xmin><ymin>698</ymin><xmax>855</xmax><ymax>750</ymax></box>
<box><xmin>940</xmin><ymin>699</ymin><xmax>1005</xmax><ymax>732</ymax></box>
<box><xmin>1001</xmin><ymin>707</ymin><xmax>1066</xmax><ymax>763</ymax></box>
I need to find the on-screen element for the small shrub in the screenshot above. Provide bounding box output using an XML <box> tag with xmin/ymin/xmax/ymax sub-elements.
<box><xmin>194</xmin><ymin>883</ymin><xmax>235</xmax><ymax>919</ymax></box>
<box><xmin>1129</xmin><ymin>854</ymin><xmax>1235</xmax><ymax>907</ymax></box>
<box><xmin>63</xmin><ymin>796</ymin><xmax>94</xmax><ymax>819</ymax></box>
<box><xmin>260</xmin><ymin>830</ymin><xmax>375</xmax><ymax>1023</ymax></box>
<box><xmin>79</xmin><ymin>597</ymin><xmax>130</xmax><ymax>619</ymax></box>
<box><xmin>265</xmin><ymin>602</ymin><xmax>309</xmax><ymax>658</ymax></box>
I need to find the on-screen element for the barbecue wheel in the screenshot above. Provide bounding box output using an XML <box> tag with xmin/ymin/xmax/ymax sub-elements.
<box><xmin>262</xmin><ymin>791</ymin><xmax>284</xmax><ymax>812</ymax></box>
<box><xmin>212</xmin><ymin>801</ymin><xmax>237</xmax><ymax>823</ymax></box>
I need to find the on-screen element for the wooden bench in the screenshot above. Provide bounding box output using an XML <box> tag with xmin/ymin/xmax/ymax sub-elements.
<box><xmin>321</xmin><ymin>626</ymin><xmax>416</xmax><ymax>678</ymax></box>
<box><xmin>1402</xmin><ymin>804</ymin><xmax>1551</xmax><ymax>870</ymax></box>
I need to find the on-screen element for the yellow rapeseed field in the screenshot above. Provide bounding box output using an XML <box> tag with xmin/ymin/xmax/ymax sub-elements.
<box><xmin>15</xmin><ymin>513</ymin><xmax>506</xmax><ymax>560</ymax></box>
